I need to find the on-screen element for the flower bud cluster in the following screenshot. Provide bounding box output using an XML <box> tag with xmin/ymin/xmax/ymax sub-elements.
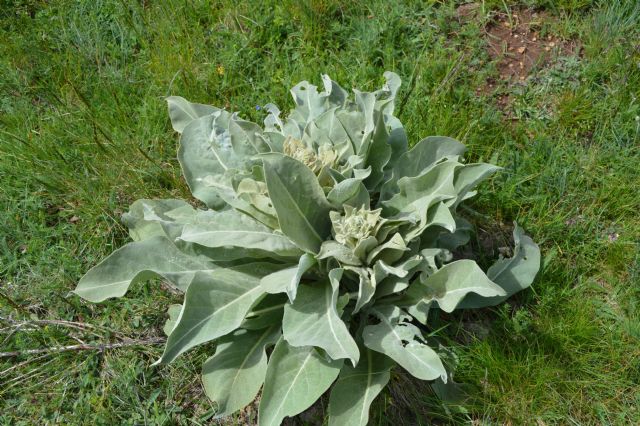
<box><xmin>283</xmin><ymin>136</ymin><xmax>338</xmax><ymax>174</ymax></box>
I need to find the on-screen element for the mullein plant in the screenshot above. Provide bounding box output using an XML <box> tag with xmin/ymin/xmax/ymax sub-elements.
<box><xmin>74</xmin><ymin>72</ymin><xmax>540</xmax><ymax>426</ymax></box>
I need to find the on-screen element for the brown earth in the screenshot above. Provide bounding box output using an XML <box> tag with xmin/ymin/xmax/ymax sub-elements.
<box><xmin>462</xmin><ymin>5</ymin><xmax>581</xmax><ymax>110</ymax></box>
<box><xmin>486</xmin><ymin>9</ymin><xmax>578</xmax><ymax>82</ymax></box>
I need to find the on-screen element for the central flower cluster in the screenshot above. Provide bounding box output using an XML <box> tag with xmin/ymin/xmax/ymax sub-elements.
<box><xmin>330</xmin><ymin>206</ymin><xmax>383</xmax><ymax>249</ymax></box>
<box><xmin>283</xmin><ymin>136</ymin><xmax>338</xmax><ymax>174</ymax></box>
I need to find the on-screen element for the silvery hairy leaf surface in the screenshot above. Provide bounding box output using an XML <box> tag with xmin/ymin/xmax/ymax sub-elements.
<box><xmin>74</xmin><ymin>72</ymin><xmax>540</xmax><ymax>426</ymax></box>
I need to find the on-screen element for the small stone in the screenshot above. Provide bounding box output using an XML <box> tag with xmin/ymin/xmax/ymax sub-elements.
<box><xmin>517</xmin><ymin>46</ymin><xmax>526</xmax><ymax>54</ymax></box>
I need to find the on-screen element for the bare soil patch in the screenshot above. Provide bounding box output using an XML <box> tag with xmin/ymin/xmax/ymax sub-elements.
<box><xmin>472</xmin><ymin>6</ymin><xmax>581</xmax><ymax>109</ymax></box>
<box><xmin>486</xmin><ymin>9</ymin><xmax>577</xmax><ymax>82</ymax></box>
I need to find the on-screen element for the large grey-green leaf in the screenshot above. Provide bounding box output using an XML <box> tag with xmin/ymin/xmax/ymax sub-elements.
<box><xmin>384</xmin><ymin>116</ymin><xmax>408</xmax><ymax>172</ymax></box>
<box><xmin>405</xmin><ymin>259</ymin><xmax>506</xmax><ymax>313</ymax></box>
<box><xmin>376</xmin><ymin>276</ymin><xmax>410</xmax><ymax>299</ymax></box>
<box><xmin>122</xmin><ymin>200</ymin><xmax>283</xmax><ymax>261</ymax></box>
<box><xmin>404</xmin><ymin>200</ymin><xmax>456</xmax><ymax>243</ymax></box>
<box><xmin>122</xmin><ymin>199</ymin><xmax>196</xmax><ymax>241</ymax></box>
<box><xmin>178</xmin><ymin>113</ymin><xmax>240</xmax><ymax>209</ymax></box>
<box><xmin>73</xmin><ymin>236</ymin><xmax>216</xmax><ymax>303</ymax></box>
<box><xmin>450</xmin><ymin>162</ymin><xmax>501</xmax><ymax>207</ymax></box>
<box><xmin>307</xmin><ymin>108</ymin><xmax>354</xmax><ymax>164</ymax></box>
<box><xmin>156</xmin><ymin>263</ymin><xmax>281</xmax><ymax>364</ymax></box>
<box><xmin>163</xmin><ymin>304</ymin><xmax>182</xmax><ymax>336</ymax></box>
<box><xmin>336</xmin><ymin>73</ymin><xmax>399</xmax><ymax>159</ymax></box>
<box><xmin>262</xmin><ymin>153</ymin><xmax>332</xmax><ymax>253</ymax></box>
<box><xmin>321</xmin><ymin>74</ymin><xmax>349</xmax><ymax>107</ymax></box>
<box><xmin>264</xmin><ymin>103</ymin><xmax>297</xmax><ymax>138</ymax></box>
<box><xmin>345</xmin><ymin>266</ymin><xmax>376</xmax><ymax>314</ymax></box>
<box><xmin>179</xmin><ymin>210</ymin><xmax>301</xmax><ymax>258</ymax></box>
<box><xmin>328</xmin><ymin>347</ymin><xmax>394</xmax><ymax>426</ymax></box>
<box><xmin>166</xmin><ymin>96</ymin><xmax>219</xmax><ymax>133</ymax></box>
<box><xmin>372</xmin><ymin>72</ymin><xmax>407</xmax><ymax>173</ymax></box>
<box><xmin>289</xmin><ymin>80</ymin><xmax>333</xmax><ymax>125</ymax></box>
<box><xmin>365</xmin><ymin>233</ymin><xmax>408</xmax><ymax>265</ymax></box>
<box><xmin>336</xmin><ymin>109</ymin><xmax>369</xmax><ymax>157</ymax></box>
<box><xmin>202</xmin><ymin>325</ymin><xmax>280</xmax><ymax>417</ymax></box>
<box><xmin>374</xmin><ymin>255</ymin><xmax>425</xmax><ymax>297</ymax></box>
<box><xmin>457</xmin><ymin>224</ymin><xmax>540</xmax><ymax>308</ymax></box>
<box><xmin>283</xmin><ymin>270</ymin><xmax>359</xmax><ymax>366</ymax></box>
<box><xmin>432</xmin><ymin>216</ymin><xmax>474</xmax><ymax>251</ymax></box>
<box><xmin>229</xmin><ymin>115</ymin><xmax>271</xmax><ymax>156</ymax></box>
<box><xmin>363</xmin><ymin>99</ymin><xmax>393</xmax><ymax>190</ymax></box>
<box><xmin>327</xmin><ymin>178</ymin><xmax>370</xmax><ymax>209</ymax></box>
<box><xmin>258</xmin><ymin>339</ymin><xmax>343</xmax><ymax>426</ymax></box>
<box><xmin>260</xmin><ymin>253</ymin><xmax>316</xmax><ymax>301</ymax></box>
<box><xmin>404</xmin><ymin>136</ymin><xmax>465</xmax><ymax>173</ymax></box>
<box><xmin>354</xmin><ymin>90</ymin><xmax>376</xmax><ymax>136</ymax></box>
<box><xmin>219</xmin><ymin>186</ymin><xmax>280</xmax><ymax>230</ymax></box>
<box><xmin>363</xmin><ymin>305</ymin><xmax>446</xmax><ymax>381</ymax></box>
<box><xmin>407</xmin><ymin>300</ymin><xmax>432</xmax><ymax>326</ymax></box>
<box><xmin>317</xmin><ymin>240</ymin><xmax>363</xmax><ymax>266</ymax></box>
<box><xmin>402</xmin><ymin>250</ymin><xmax>441</xmax><ymax>323</ymax></box>
<box><xmin>241</xmin><ymin>295</ymin><xmax>287</xmax><ymax>330</ymax></box>
<box><xmin>235</xmin><ymin>177</ymin><xmax>278</xmax><ymax>222</ymax></box>
<box><xmin>381</xmin><ymin>136</ymin><xmax>466</xmax><ymax>201</ymax></box>
<box><xmin>397</xmin><ymin>160</ymin><xmax>460</xmax><ymax>202</ymax></box>
<box><xmin>382</xmin><ymin>159</ymin><xmax>461</xmax><ymax>215</ymax></box>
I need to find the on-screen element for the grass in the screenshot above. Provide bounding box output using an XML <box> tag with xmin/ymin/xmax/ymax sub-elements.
<box><xmin>1</xmin><ymin>0</ymin><xmax>639</xmax><ymax>424</ymax></box>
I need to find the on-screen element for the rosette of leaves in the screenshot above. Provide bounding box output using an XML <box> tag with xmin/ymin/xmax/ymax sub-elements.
<box><xmin>74</xmin><ymin>72</ymin><xmax>540</xmax><ymax>426</ymax></box>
